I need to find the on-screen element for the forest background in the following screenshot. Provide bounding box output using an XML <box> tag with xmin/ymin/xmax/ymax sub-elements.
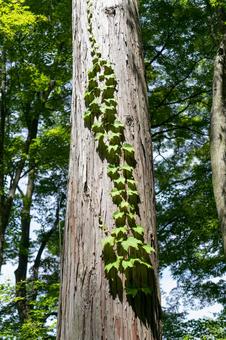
<box><xmin>0</xmin><ymin>0</ymin><xmax>225</xmax><ymax>339</ymax></box>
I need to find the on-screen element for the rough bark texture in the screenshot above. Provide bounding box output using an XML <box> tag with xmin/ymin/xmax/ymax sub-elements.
<box><xmin>210</xmin><ymin>9</ymin><xmax>226</xmax><ymax>255</ymax></box>
<box><xmin>57</xmin><ymin>1</ymin><xmax>161</xmax><ymax>339</ymax></box>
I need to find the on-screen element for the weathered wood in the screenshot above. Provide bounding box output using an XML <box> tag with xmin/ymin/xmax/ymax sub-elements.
<box><xmin>57</xmin><ymin>1</ymin><xmax>161</xmax><ymax>339</ymax></box>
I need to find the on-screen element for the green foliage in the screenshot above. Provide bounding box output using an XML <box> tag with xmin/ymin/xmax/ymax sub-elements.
<box><xmin>140</xmin><ymin>0</ymin><xmax>226</xmax><ymax>336</ymax></box>
<box><xmin>0</xmin><ymin>281</ymin><xmax>58</xmax><ymax>338</ymax></box>
<box><xmin>0</xmin><ymin>0</ymin><xmax>45</xmax><ymax>39</ymax></box>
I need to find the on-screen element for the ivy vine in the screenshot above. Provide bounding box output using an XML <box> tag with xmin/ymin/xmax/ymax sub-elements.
<box><xmin>84</xmin><ymin>0</ymin><xmax>155</xmax><ymax>297</ymax></box>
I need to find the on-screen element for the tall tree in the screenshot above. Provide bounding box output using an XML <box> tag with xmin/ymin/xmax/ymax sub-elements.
<box><xmin>210</xmin><ymin>3</ymin><xmax>226</xmax><ymax>255</ymax></box>
<box><xmin>57</xmin><ymin>0</ymin><xmax>161</xmax><ymax>339</ymax></box>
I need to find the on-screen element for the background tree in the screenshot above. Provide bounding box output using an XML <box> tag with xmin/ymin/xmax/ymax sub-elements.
<box><xmin>0</xmin><ymin>0</ymin><xmax>71</xmax><ymax>337</ymax></box>
<box><xmin>57</xmin><ymin>0</ymin><xmax>161</xmax><ymax>339</ymax></box>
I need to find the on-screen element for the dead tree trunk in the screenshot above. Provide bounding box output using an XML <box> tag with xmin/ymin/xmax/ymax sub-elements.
<box><xmin>57</xmin><ymin>1</ymin><xmax>161</xmax><ymax>339</ymax></box>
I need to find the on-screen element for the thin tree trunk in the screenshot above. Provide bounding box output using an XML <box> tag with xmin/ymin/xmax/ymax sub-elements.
<box><xmin>0</xmin><ymin>51</ymin><xmax>7</xmax><ymax>270</ymax></box>
<box><xmin>210</xmin><ymin>8</ymin><xmax>226</xmax><ymax>255</ymax></box>
<box><xmin>15</xmin><ymin>167</ymin><xmax>35</xmax><ymax>323</ymax></box>
<box><xmin>58</xmin><ymin>1</ymin><xmax>161</xmax><ymax>339</ymax></box>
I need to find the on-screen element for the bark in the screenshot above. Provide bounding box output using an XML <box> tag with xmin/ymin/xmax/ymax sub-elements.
<box><xmin>210</xmin><ymin>9</ymin><xmax>226</xmax><ymax>255</ymax></box>
<box><xmin>58</xmin><ymin>1</ymin><xmax>161</xmax><ymax>339</ymax></box>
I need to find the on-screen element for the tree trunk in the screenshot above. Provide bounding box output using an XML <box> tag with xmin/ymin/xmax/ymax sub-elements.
<box><xmin>57</xmin><ymin>1</ymin><xmax>161</xmax><ymax>339</ymax></box>
<box><xmin>210</xmin><ymin>8</ymin><xmax>226</xmax><ymax>255</ymax></box>
<box><xmin>15</xmin><ymin>168</ymin><xmax>35</xmax><ymax>323</ymax></box>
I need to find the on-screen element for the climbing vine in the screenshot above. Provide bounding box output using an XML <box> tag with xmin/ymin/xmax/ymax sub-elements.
<box><xmin>84</xmin><ymin>0</ymin><xmax>155</xmax><ymax>297</ymax></box>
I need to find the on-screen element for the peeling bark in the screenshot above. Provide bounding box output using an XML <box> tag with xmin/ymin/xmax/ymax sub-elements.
<box><xmin>57</xmin><ymin>1</ymin><xmax>161</xmax><ymax>339</ymax></box>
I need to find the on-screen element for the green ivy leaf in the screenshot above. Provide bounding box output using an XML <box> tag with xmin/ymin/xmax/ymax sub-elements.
<box><xmin>104</xmin><ymin>64</ymin><xmax>114</xmax><ymax>75</ymax></box>
<box><xmin>110</xmin><ymin>188</ymin><xmax>125</xmax><ymax>204</ymax></box>
<box><xmin>105</xmin><ymin>74</ymin><xmax>117</xmax><ymax>87</ymax></box>
<box><xmin>122</xmin><ymin>143</ymin><xmax>135</xmax><ymax>155</ymax></box>
<box><xmin>133</xmin><ymin>258</ymin><xmax>152</xmax><ymax>269</ymax></box>
<box><xmin>122</xmin><ymin>259</ymin><xmax>134</xmax><ymax>270</ymax></box>
<box><xmin>107</xmin><ymin>144</ymin><xmax>120</xmax><ymax>155</ymax></box>
<box><xmin>107</xmin><ymin>165</ymin><xmax>119</xmax><ymax>179</ymax></box>
<box><xmin>102</xmin><ymin>235</ymin><xmax>115</xmax><ymax>248</ymax></box>
<box><xmin>95</xmin><ymin>132</ymin><xmax>105</xmax><ymax>142</ymax></box>
<box><xmin>114</xmin><ymin>176</ymin><xmax>126</xmax><ymax>189</ymax></box>
<box><xmin>111</xmin><ymin>226</ymin><xmax>127</xmax><ymax>237</ymax></box>
<box><xmin>84</xmin><ymin>91</ymin><xmax>95</xmax><ymax>106</ymax></box>
<box><xmin>127</xmin><ymin>189</ymin><xmax>139</xmax><ymax>201</ymax></box>
<box><xmin>102</xmin><ymin>85</ymin><xmax>115</xmax><ymax>100</ymax></box>
<box><xmin>121</xmin><ymin>237</ymin><xmax>142</xmax><ymax>251</ymax></box>
<box><xmin>104</xmin><ymin>256</ymin><xmax>123</xmax><ymax>273</ymax></box>
<box><xmin>89</xmin><ymin>98</ymin><xmax>101</xmax><ymax>114</ymax></box>
<box><xmin>103</xmin><ymin>98</ymin><xmax>117</xmax><ymax>108</ymax></box>
<box><xmin>83</xmin><ymin>110</ymin><xmax>93</xmax><ymax>126</ymax></box>
<box><xmin>121</xmin><ymin>163</ymin><xmax>133</xmax><ymax>177</ymax></box>
<box><xmin>112</xmin><ymin>210</ymin><xmax>126</xmax><ymax>224</ymax></box>
<box><xmin>91</xmin><ymin>121</ymin><xmax>104</xmax><ymax>133</ymax></box>
<box><xmin>112</xmin><ymin>120</ymin><xmax>124</xmax><ymax>132</ymax></box>
<box><xmin>127</xmin><ymin>179</ymin><xmax>137</xmax><ymax>190</ymax></box>
<box><xmin>142</xmin><ymin>244</ymin><xmax>155</xmax><ymax>255</ymax></box>
<box><xmin>119</xmin><ymin>200</ymin><xmax>130</xmax><ymax>212</ymax></box>
<box><xmin>132</xmin><ymin>225</ymin><xmax>144</xmax><ymax>236</ymax></box>
<box><xmin>88</xmin><ymin>79</ymin><xmax>98</xmax><ymax>91</ymax></box>
<box><xmin>126</xmin><ymin>288</ymin><xmax>138</xmax><ymax>297</ymax></box>
<box><xmin>101</xmin><ymin>104</ymin><xmax>117</xmax><ymax>118</ymax></box>
<box><xmin>108</xmin><ymin>131</ymin><xmax>121</xmax><ymax>144</ymax></box>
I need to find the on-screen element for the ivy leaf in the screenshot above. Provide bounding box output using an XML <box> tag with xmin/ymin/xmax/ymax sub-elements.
<box><xmin>119</xmin><ymin>200</ymin><xmax>130</xmax><ymax>212</ymax></box>
<box><xmin>91</xmin><ymin>121</ymin><xmax>104</xmax><ymax>133</ymax></box>
<box><xmin>127</xmin><ymin>179</ymin><xmax>137</xmax><ymax>190</ymax></box>
<box><xmin>103</xmin><ymin>98</ymin><xmax>117</xmax><ymax>108</ymax></box>
<box><xmin>122</xmin><ymin>259</ymin><xmax>134</xmax><ymax>270</ymax></box>
<box><xmin>89</xmin><ymin>98</ymin><xmax>101</xmax><ymax>114</ymax></box>
<box><xmin>114</xmin><ymin>177</ymin><xmax>126</xmax><ymax>189</ymax></box>
<box><xmin>105</xmin><ymin>74</ymin><xmax>117</xmax><ymax>87</ymax></box>
<box><xmin>112</xmin><ymin>120</ymin><xmax>124</xmax><ymax>132</ymax></box>
<box><xmin>107</xmin><ymin>165</ymin><xmax>119</xmax><ymax>179</ymax></box>
<box><xmin>112</xmin><ymin>210</ymin><xmax>126</xmax><ymax>224</ymax></box>
<box><xmin>101</xmin><ymin>104</ymin><xmax>117</xmax><ymax>119</ymax></box>
<box><xmin>95</xmin><ymin>132</ymin><xmax>105</xmax><ymax>142</ymax></box>
<box><xmin>102</xmin><ymin>235</ymin><xmax>115</xmax><ymax>248</ymax></box>
<box><xmin>83</xmin><ymin>110</ymin><xmax>93</xmax><ymax>126</ymax></box>
<box><xmin>127</xmin><ymin>212</ymin><xmax>136</xmax><ymax>224</ymax></box>
<box><xmin>121</xmin><ymin>163</ymin><xmax>133</xmax><ymax>177</ymax></box>
<box><xmin>121</xmin><ymin>237</ymin><xmax>142</xmax><ymax>251</ymax></box>
<box><xmin>102</xmin><ymin>85</ymin><xmax>115</xmax><ymax>100</ymax></box>
<box><xmin>133</xmin><ymin>258</ymin><xmax>152</xmax><ymax>269</ymax></box>
<box><xmin>104</xmin><ymin>256</ymin><xmax>123</xmax><ymax>273</ymax></box>
<box><xmin>88</xmin><ymin>79</ymin><xmax>98</xmax><ymax>91</ymax></box>
<box><xmin>127</xmin><ymin>189</ymin><xmax>139</xmax><ymax>202</ymax></box>
<box><xmin>126</xmin><ymin>288</ymin><xmax>138</xmax><ymax>297</ymax></box>
<box><xmin>142</xmin><ymin>244</ymin><xmax>155</xmax><ymax>255</ymax></box>
<box><xmin>84</xmin><ymin>91</ymin><xmax>95</xmax><ymax>106</ymax></box>
<box><xmin>110</xmin><ymin>188</ymin><xmax>125</xmax><ymax>204</ymax></box>
<box><xmin>122</xmin><ymin>143</ymin><xmax>135</xmax><ymax>156</ymax></box>
<box><xmin>108</xmin><ymin>131</ymin><xmax>121</xmax><ymax>144</ymax></box>
<box><xmin>107</xmin><ymin>144</ymin><xmax>120</xmax><ymax>155</ymax></box>
<box><xmin>111</xmin><ymin>226</ymin><xmax>127</xmax><ymax>237</ymax></box>
<box><xmin>132</xmin><ymin>225</ymin><xmax>144</xmax><ymax>236</ymax></box>
<box><xmin>103</xmin><ymin>64</ymin><xmax>114</xmax><ymax>75</ymax></box>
